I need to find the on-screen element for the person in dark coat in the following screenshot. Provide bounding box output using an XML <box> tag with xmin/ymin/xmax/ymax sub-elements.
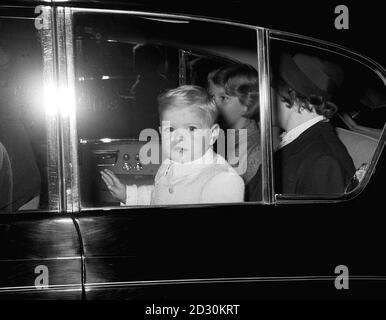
<box><xmin>246</xmin><ymin>52</ymin><xmax>356</xmax><ymax>201</ymax></box>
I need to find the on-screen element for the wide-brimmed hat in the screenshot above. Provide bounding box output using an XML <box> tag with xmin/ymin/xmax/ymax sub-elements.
<box><xmin>279</xmin><ymin>53</ymin><xmax>344</xmax><ymax>100</ymax></box>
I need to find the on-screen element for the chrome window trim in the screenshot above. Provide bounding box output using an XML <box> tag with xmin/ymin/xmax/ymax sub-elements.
<box><xmin>64</xmin><ymin>7</ymin><xmax>81</xmax><ymax>213</ymax></box>
<box><xmin>42</xmin><ymin>6</ymin><xmax>62</xmax><ymax>212</ymax></box>
<box><xmin>69</xmin><ymin>7</ymin><xmax>261</xmax><ymax>31</ymax></box>
<box><xmin>79</xmin><ymin>201</ymin><xmax>259</xmax><ymax>212</ymax></box>
<box><xmin>269</xmin><ymin>31</ymin><xmax>386</xmax><ymax>205</ymax></box>
<box><xmin>257</xmin><ymin>28</ymin><xmax>274</xmax><ymax>205</ymax></box>
<box><xmin>82</xmin><ymin>275</ymin><xmax>386</xmax><ymax>289</ymax></box>
<box><xmin>56</xmin><ymin>7</ymin><xmax>80</xmax><ymax>213</ymax></box>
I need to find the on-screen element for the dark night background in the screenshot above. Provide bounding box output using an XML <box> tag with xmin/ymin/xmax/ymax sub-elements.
<box><xmin>73</xmin><ymin>0</ymin><xmax>385</xmax><ymax>68</ymax></box>
<box><xmin>5</xmin><ymin>0</ymin><xmax>385</xmax><ymax>67</ymax></box>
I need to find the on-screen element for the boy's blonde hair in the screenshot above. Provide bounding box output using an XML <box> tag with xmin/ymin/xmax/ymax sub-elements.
<box><xmin>158</xmin><ymin>85</ymin><xmax>218</xmax><ymax>127</ymax></box>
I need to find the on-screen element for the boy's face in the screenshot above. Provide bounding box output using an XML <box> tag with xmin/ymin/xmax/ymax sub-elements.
<box><xmin>160</xmin><ymin>106</ymin><xmax>219</xmax><ymax>163</ymax></box>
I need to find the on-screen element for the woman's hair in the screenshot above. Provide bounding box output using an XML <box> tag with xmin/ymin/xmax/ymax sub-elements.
<box><xmin>208</xmin><ymin>64</ymin><xmax>259</xmax><ymax>119</ymax></box>
<box><xmin>158</xmin><ymin>85</ymin><xmax>218</xmax><ymax>127</ymax></box>
<box><xmin>277</xmin><ymin>80</ymin><xmax>338</xmax><ymax>119</ymax></box>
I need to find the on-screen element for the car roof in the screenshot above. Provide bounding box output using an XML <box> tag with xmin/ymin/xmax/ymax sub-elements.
<box><xmin>1</xmin><ymin>0</ymin><xmax>385</xmax><ymax>68</ymax></box>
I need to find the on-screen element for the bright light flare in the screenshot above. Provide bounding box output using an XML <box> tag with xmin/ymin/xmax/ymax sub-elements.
<box><xmin>44</xmin><ymin>84</ymin><xmax>75</xmax><ymax>117</ymax></box>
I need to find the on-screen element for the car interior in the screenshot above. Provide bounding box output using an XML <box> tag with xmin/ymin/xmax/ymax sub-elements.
<box><xmin>75</xmin><ymin>18</ymin><xmax>385</xmax><ymax>207</ymax></box>
<box><xmin>75</xmin><ymin>34</ymin><xmax>235</xmax><ymax>207</ymax></box>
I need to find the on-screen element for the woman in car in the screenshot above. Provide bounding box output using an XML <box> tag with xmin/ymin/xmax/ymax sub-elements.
<box><xmin>208</xmin><ymin>64</ymin><xmax>261</xmax><ymax>185</ymax></box>
<box><xmin>246</xmin><ymin>52</ymin><xmax>356</xmax><ymax>201</ymax></box>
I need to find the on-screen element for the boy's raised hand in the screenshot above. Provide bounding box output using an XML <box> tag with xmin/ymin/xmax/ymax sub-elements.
<box><xmin>100</xmin><ymin>169</ymin><xmax>126</xmax><ymax>203</ymax></box>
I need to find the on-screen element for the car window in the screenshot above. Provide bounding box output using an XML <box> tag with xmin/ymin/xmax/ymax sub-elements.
<box><xmin>72</xmin><ymin>11</ymin><xmax>263</xmax><ymax>209</ymax></box>
<box><xmin>266</xmin><ymin>36</ymin><xmax>385</xmax><ymax>201</ymax></box>
<box><xmin>0</xmin><ymin>12</ymin><xmax>57</xmax><ymax>213</ymax></box>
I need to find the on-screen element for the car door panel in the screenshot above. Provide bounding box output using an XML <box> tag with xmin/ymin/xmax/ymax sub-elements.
<box><xmin>76</xmin><ymin>181</ymin><xmax>386</xmax><ymax>299</ymax></box>
<box><xmin>0</xmin><ymin>214</ymin><xmax>83</xmax><ymax>299</ymax></box>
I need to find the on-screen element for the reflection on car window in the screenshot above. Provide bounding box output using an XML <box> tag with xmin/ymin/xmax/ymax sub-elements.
<box><xmin>0</xmin><ymin>18</ymin><xmax>48</xmax><ymax>212</ymax></box>
<box><xmin>129</xmin><ymin>44</ymin><xmax>170</xmax><ymax>131</ymax></box>
<box><xmin>74</xmin><ymin>12</ymin><xmax>262</xmax><ymax>208</ymax></box>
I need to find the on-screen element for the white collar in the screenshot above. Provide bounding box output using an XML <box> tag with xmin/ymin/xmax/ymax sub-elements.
<box><xmin>278</xmin><ymin>115</ymin><xmax>326</xmax><ymax>150</ymax></box>
<box><xmin>164</xmin><ymin>148</ymin><xmax>225</xmax><ymax>177</ymax></box>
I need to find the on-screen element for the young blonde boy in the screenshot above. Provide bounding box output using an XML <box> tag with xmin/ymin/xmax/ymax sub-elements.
<box><xmin>101</xmin><ymin>85</ymin><xmax>244</xmax><ymax>205</ymax></box>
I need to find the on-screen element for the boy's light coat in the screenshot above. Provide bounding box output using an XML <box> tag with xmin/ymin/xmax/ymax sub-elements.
<box><xmin>123</xmin><ymin>148</ymin><xmax>244</xmax><ymax>205</ymax></box>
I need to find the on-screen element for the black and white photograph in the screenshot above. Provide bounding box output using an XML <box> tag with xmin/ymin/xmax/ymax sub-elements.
<box><xmin>0</xmin><ymin>0</ymin><xmax>385</xmax><ymax>313</ymax></box>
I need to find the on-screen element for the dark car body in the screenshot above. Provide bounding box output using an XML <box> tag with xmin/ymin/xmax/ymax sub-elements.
<box><xmin>0</xmin><ymin>0</ymin><xmax>385</xmax><ymax>300</ymax></box>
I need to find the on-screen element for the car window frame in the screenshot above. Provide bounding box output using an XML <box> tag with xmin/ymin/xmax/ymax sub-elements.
<box><xmin>268</xmin><ymin>30</ymin><xmax>386</xmax><ymax>204</ymax></box>
<box><xmin>58</xmin><ymin>7</ymin><xmax>271</xmax><ymax>212</ymax></box>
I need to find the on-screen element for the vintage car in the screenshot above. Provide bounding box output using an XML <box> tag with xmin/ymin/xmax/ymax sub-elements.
<box><xmin>0</xmin><ymin>0</ymin><xmax>385</xmax><ymax>300</ymax></box>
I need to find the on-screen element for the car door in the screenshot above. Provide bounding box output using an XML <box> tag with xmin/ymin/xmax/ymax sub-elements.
<box><xmin>0</xmin><ymin>5</ymin><xmax>83</xmax><ymax>299</ymax></box>
<box><xmin>61</xmin><ymin>5</ymin><xmax>386</xmax><ymax>299</ymax></box>
<box><xmin>264</xmin><ymin>31</ymin><xmax>386</xmax><ymax>297</ymax></box>
<box><xmin>58</xmin><ymin>7</ymin><xmax>278</xmax><ymax>299</ymax></box>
